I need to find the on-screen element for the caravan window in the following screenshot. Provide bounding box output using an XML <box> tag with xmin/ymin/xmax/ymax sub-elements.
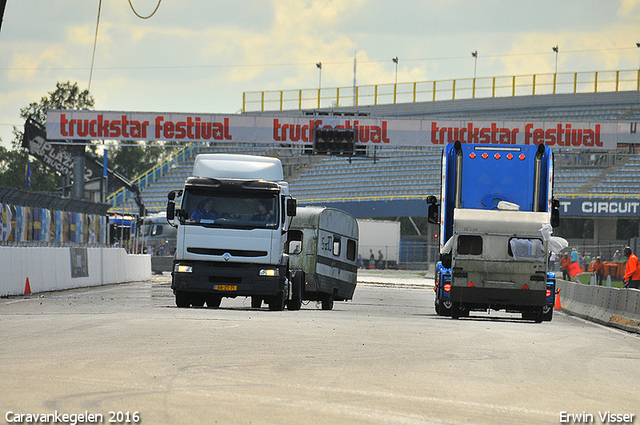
<box><xmin>346</xmin><ymin>239</ymin><xmax>356</xmax><ymax>261</ymax></box>
<box><xmin>508</xmin><ymin>238</ymin><xmax>545</xmax><ymax>260</ymax></box>
<box><xmin>457</xmin><ymin>235</ymin><xmax>483</xmax><ymax>255</ymax></box>
<box><xmin>151</xmin><ymin>225</ymin><xmax>163</xmax><ymax>236</ymax></box>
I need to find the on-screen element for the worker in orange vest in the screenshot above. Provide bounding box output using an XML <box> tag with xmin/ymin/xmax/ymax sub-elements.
<box><xmin>623</xmin><ymin>246</ymin><xmax>640</xmax><ymax>289</ymax></box>
<box><xmin>593</xmin><ymin>256</ymin><xmax>605</xmax><ymax>286</ymax></box>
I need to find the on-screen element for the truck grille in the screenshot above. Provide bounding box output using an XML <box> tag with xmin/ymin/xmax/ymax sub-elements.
<box><xmin>187</xmin><ymin>248</ymin><xmax>268</xmax><ymax>257</ymax></box>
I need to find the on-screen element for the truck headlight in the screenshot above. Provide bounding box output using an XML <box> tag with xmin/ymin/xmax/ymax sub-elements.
<box><xmin>259</xmin><ymin>268</ymin><xmax>279</xmax><ymax>277</ymax></box>
<box><xmin>175</xmin><ymin>264</ymin><xmax>193</xmax><ymax>273</ymax></box>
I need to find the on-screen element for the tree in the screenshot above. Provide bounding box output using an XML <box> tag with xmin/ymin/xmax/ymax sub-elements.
<box><xmin>0</xmin><ymin>81</ymin><xmax>95</xmax><ymax>192</ymax></box>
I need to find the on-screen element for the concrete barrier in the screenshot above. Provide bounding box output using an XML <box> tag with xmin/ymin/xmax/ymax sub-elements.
<box><xmin>0</xmin><ymin>246</ymin><xmax>151</xmax><ymax>297</ymax></box>
<box><xmin>556</xmin><ymin>279</ymin><xmax>640</xmax><ymax>334</ymax></box>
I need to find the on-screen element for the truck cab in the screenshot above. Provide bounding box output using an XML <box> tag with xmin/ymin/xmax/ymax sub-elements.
<box><xmin>167</xmin><ymin>154</ymin><xmax>297</xmax><ymax>311</ymax></box>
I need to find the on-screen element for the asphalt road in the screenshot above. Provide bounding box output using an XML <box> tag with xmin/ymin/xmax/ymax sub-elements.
<box><xmin>1</xmin><ymin>273</ymin><xmax>639</xmax><ymax>425</ymax></box>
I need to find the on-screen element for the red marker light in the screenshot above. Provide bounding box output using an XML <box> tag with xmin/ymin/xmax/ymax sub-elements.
<box><xmin>522</xmin><ymin>284</ymin><xmax>530</xmax><ymax>290</ymax></box>
<box><xmin>507</xmin><ymin>154</ymin><xmax>513</xmax><ymax>160</ymax></box>
<box><xmin>494</xmin><ymin>153</ymin><xmax>501</xmax><ymax>160</ymax></box>
<box><xmin>468</xmin><ymin>281</ymin><xmax>475</xmax><ymax>287</ymax></box>
<box><xmin>469</xmin><ymin>153</ymin><xmax>476</xmax><ymax>159</ymax></box>
<box><xmin>519</xmin><ymin>154</ymin><xmax>526</xmax><ymax>160</ymax></box>
<box><xmin>482</xmin><ymin>153</ymin><xmax>488</xmax><ymax>159</ymax></box>
<box><xmin>444</xmin><ymin>283</ymin><xmax>451</xmax><ymax>292</ymax></box>
<box><xmin>546</xmin><ymin>289</ymin><xmax>552</xmax><ymax>298</ymax></box>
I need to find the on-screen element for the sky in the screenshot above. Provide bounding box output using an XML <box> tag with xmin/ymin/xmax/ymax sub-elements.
<box><xmin>1</xmin><ymin>0</ymin><xmax>640</xmax><ymax>148</ymax></box>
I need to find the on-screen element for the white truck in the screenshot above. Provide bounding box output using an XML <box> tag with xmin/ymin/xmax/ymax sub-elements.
<box><xmin>287</xmin><ymin>206</ymin><xmax>359</xmax><ymax>310</ymax></box>
<box><xmin>166</xmin><ymin>154</ymin><xmax>298</xmax><ymax>310</ymax></box>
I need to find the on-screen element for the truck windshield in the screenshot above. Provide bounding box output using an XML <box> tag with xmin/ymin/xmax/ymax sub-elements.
<box><xmin>182</xmin><ymin>187</ymin><xmax>279</xmax><ymax>229</ymax></box>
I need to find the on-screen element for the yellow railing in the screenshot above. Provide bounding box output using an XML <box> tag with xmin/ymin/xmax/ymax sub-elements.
<box><xmin>242</xmin><ymin>69</ymin><xmax>640</xmax><ymax>112</ymax></box>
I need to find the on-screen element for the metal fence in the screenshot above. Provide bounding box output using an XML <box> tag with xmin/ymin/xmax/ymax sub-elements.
<box><xmin>243</xmin><ymin>69</ymin><xmax>640</xmax><ymax>112</ymax></box>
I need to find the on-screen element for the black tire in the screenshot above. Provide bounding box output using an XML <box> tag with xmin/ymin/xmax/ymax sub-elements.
<box><xmin>287</xmin><ymin>271</ymin><xmax>303</xmax><ymax>311</ymax></box>
<box><xmin>251</xmin><ymin>297</ymin><xmax>262</xmax><ymax>309</ymax></box>
<box><xmin>175</xmin><ymin>291</ymin><xmax>191</xmax><ymax>308</ymax></box>
<box><xmin>321</xmin><ymin>293</ymin><xmax>334</xmax><ymax>310</ymax></box>
<box><xmin>205</xmin><ymin>295</ymin><xmax>222</xmax><ymax>308</ymax></box>
<box><xmin>542</xmin><ymin>306</ymin><xmax>553</xmax><ymax>322</ymax></box>
<box><xmin>268</xmin><ymin>292</ymin><xmax>286</xmax><ymax>311</ymax></box>
<box><xmin>451</xmin><ymin>302</ymin><xmax>460</xmax><ymax>320</ymax></box>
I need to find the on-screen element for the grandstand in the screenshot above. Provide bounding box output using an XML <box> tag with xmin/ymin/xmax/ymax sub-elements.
<box><xmin>110</xmin><ymin>89</ymin><xmax>640</xmax><ymax>215</ymax></box>
<box><xmin>104</xmin><ymin>83</ymin><xmax>640</xmax><ymax>266</ymax></box>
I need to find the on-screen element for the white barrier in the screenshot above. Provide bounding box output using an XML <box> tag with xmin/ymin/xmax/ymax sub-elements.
<box><xmin>556</xmin><ymin>279</ymin><xmax>640</xmax><ymax>334</ymax></box>
<box><xmin>0</xmin><ymin>246</ymin><xmax>151</xmax><ymax>297</ymax></box>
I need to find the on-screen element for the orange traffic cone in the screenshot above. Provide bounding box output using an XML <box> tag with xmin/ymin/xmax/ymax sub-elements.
<box><xmin>24</xmin><ymin>277</ymin><xmax>32</xmax><ymax>296</ymax></box>
<box><xmin>554</xmin><ymin>289</ymin><xmax>562</xmax><ymax>310</ymax></box>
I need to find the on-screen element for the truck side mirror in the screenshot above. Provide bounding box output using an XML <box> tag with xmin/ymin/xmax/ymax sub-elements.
<box><xmin>287</xmin><ymin>198</ymin><xmax>297</xmax><ymax>217</ymax></box>
<box><xmin>426</xmin><ymin>196</ymin><xmax>439</xmax><ymax>225</ymax></box>
<box><xmin>167</xmin><ymin>191</ymin><xmax>176</xmax><ymax>221</ymax></box>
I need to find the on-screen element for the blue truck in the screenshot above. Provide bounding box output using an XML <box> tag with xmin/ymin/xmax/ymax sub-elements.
<box><xmin>427</xmin><ymin>141</ymin><xmax>561</xmax><ymax>322</ymax></box>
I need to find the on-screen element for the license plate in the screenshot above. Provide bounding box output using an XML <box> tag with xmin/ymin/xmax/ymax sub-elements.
<box><xmin>214</xmin><ymin>285</ymin><xmax>237</xmax><ymax>291</ymax></box>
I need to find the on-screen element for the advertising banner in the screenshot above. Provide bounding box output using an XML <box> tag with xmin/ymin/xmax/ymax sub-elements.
<box><xmin>45</xmin><ymin>109</ymin><xmax>629</xmax><ymax>150</ymax></box>
<box><xmin>557</xmin><ymin>197</ymin><xmax>640</xmax><ymax>217</ymax></box>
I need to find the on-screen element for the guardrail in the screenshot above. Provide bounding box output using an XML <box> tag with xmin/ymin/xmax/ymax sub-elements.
<box><xmin>243</xmin><ymin>69</ymin><xmax>640</xmax><ymax>112</ymax></box>
<box><xmin>556</xmin><ymin>279</ymin><xmax>640</xmax><ymax>334</ymax></box>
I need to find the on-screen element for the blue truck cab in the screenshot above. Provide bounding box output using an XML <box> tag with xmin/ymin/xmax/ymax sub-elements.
<box><xmin>428</xmin><ymin>141</ymin><xmax>560</xmax><ymax>322</ymax></box>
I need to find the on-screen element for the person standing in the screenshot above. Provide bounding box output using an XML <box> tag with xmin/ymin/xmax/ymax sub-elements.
<box><xmin>623</xmin><ymin>246</ymin><xmax>640</xmax><ymax>289</ymax></box>
<box><xmin>593</xmin><ymin>256</ymin><xmax>605</xmax><ymax>286</ymax></box>
<box><xmin>561</xmin><ymin>254</ymin><xmax>571</xmax><ymax>280</ymax></box>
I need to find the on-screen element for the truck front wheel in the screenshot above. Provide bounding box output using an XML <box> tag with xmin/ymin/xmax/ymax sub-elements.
<box><xmin>287</xmin><ymin>271</ymin><xmax>303</xmax><ymax>311</ymax></box>
<box><xmin>175</xmin><ymin>291</ymin><xmax>191</xmax><ymax>308</ymax></box>
<box><xmin>268</xmin><ymin>292</ymin><xmax>286</xmax><ymax>311</ymax></box>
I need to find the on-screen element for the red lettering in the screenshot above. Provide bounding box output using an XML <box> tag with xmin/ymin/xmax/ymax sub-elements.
<box><xmin>382</xmin><ymin>121</ymin><xmax>390</xmax><ymax>143</ymax></box>
<box><xmin>175</xmin><ymin>121</ymin><xmax>187</xmax><ymax>139</ymax></box>
<box><xmin>431</xmin><ymin>122</ymin><xmax>440</xmax><ymax>144</ymax></box>
<box><xmin>164</xmin><ymin>121</ymin><xmax>174</xmax><ymax>139</ymax></box>
<box><xmin>121</xmin><ymin>115</ymin><xmax>129</xmax><ymax>138</ymax></box>
<box><xmin>223</xmin><ymin>118</ymin><xmax>231</xmax><ymax>140</ymax></box>
<box><xmin>60</xmin><ymin>114</ymin><xmax>69</xmax><ymax>137</ymax></box>
<box><xmin>524</xmin><ymin>123</ymin><xmax>534</xmax><ymax>144</ymax></box>
<box><xmin>187</xmin><ymin>117</ymin><xmax>195</xmax><ymax>139</ymax></box>
<box><xmin>155</xmin><ymin>116</ymin><xmax>164</xmax><ymax>139</ymax></box>
<box><xmin>77</xmin><ymin>119</ymin><xmax>89</xmax><ymax>137</ymax></box>
<box><xmin>98</xmin><ymin>115</ymin><xmax>109</xmax><ymax>138</ymax></box>
<box><xmin>545</xmin><ymin>128</ymin><xmax>557</xmax><ymax>146</ymax></box>
<box><xmin>273</xmin><ymin>119</ymin><xmax>282</xmax><ymax>141</ymax></box>
<box><xmin>110</xmin><ymin>120</ymin><xmax>121</xmax><ymax>138</ymax></box>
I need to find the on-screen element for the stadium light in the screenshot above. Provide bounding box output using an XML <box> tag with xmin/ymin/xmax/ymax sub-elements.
<box><xmin>392</xmin><ymin>57</ymin><xmax>399</xmax><ymax>85</ymax></box>
<box><xmin>471</xmin><ymin>51</ymin><xmax>478</xmax><ymax>79</ymax></box>
<box><xmin>552</xmin><ymin>46</ymin><xmax>559</xmax><ymax>73</ymax></box>
<box><xmin>316</xmin><ymin>62</ymin><xmax>322</xmax><ymax>91</ymax></box>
